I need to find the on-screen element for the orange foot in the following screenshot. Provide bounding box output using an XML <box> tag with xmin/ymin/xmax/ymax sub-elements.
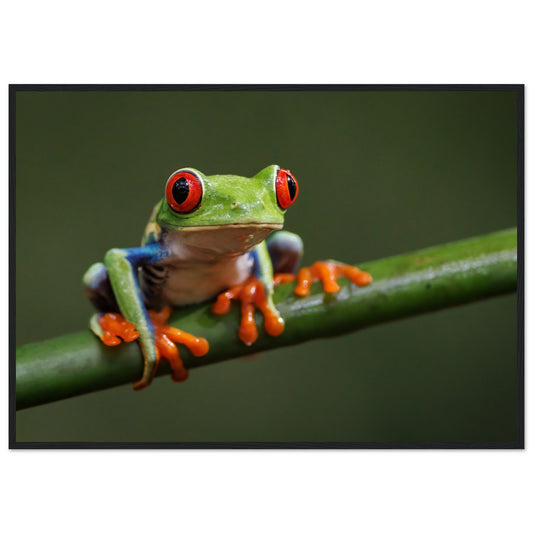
<box><xmin>146</xmin><ymin>307</ymin><xmax>209</xmax><ymax>385</ymax></box>
<box><xmin>274</xmin><ymin>260</ymin><xmax>372</xmax><ymax>297</ymax></box>
<box><xmin>212</xmin><ymin>277</ymin><xmax>285</xmax><ymax>346</ymax></box>
<box><xmin>98</xmin><ymin>308</ymin><xmax>209</xmax><ymax>387</ymax></box>
<box><xmin>98</xmin><ymin>312</ymin><xmax>139</xmax><ymax>345</ymax></box>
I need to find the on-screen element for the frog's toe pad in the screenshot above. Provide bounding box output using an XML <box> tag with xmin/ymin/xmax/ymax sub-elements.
<box><xmin>96</xmin><ymin>313</ymin><xmax>139</xmax><ymax>345</ymax></box>
<box><xmin>273</xmin><ymin>273</ymin><xmax>297</xmax><ymax>286</ymax></box>
<box><xmin>293</xmin><ymin>261</ymin><xmax>372</xmax><ymax>297</ymax></box>
<box><xmin>148</xmin><ymin>307</ymin><xmax>209</xmax><ymax>383</ymax></box>
<box><xmin>212</xmin><ymin>277</ymin><xmax>285</xmax><ymax>346</ymax></box>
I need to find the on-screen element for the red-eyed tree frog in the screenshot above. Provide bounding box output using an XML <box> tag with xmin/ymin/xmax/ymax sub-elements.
<box><xmin>83</xmin><ymin>165</ymin><xmax>372</xmax><ymax>390</ymax></box>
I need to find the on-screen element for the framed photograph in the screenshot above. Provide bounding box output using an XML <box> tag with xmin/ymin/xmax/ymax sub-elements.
<box><xmin>11</xmin><ymin>85</ymin><xmax>523</xmax><ymax>448</ymax></box>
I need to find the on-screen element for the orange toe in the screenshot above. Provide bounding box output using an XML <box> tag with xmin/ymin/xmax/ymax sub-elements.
<box><xmin>313</xmin><ymin>261</ymin><xmax>340</xmax><ymax>293</ymax></box>
<box><xmin>273</xmin><ymin>273</ymin><xmax>297</xmax><ymax>286</ymax></box>
<box><xmin>294</xmin><ymin>267</ymin><xmax>313</xmax><ymax>296</ymax></box>
<box><xmin>338</xmin><ymin>264</ymin><xmax>372</xmax><ymax>286</ymax></box>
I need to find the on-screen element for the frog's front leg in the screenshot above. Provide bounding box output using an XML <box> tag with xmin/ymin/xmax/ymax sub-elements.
<box><xmin>85</xmin><ymin>244</ymin><xmax>208</xmax><ymax>389</ymax></box>
<box><xmin>212</xmin><ymin>232</ymin><xmax>303</xmax><ymax>345</ymax></box>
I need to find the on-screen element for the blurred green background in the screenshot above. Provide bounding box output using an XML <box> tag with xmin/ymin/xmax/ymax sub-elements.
<box><xmin>15</xmin><ymin>88</ymin><xmax>518</xmax><ymax>444</ymax></box>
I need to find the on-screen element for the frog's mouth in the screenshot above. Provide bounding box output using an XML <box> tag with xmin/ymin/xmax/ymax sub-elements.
<box><xmin>171</xmin><ymin>223</ymin><xmax>283</xmax><ymax>258</ymax></box>
<box><xmin>178</xmin><ymin>223</ymin><xmax>283</xmax><ymax>232</ymax></box>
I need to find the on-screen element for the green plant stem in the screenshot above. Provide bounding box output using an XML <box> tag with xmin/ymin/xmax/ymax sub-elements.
<box><xmin>16</xmin><ymin>228</ymin><xmax>517</xmax><ymax>410</ymax></box>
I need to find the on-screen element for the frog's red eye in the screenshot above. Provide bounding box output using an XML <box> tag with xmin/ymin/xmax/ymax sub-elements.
<box><xmin>166</xmin><ymin>170</ymin><xmax>203</xmax><ymax>214</ymax></box>
<box><xmin>276</xmin><ymin>168</ymin><xmax>299</xmax><ymax>209</ymax></box>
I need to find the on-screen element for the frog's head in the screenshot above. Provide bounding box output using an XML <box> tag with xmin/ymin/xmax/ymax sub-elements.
<box><xmin>156</xmin><ymin>165</ymin><xmax>299</xmax><ymax>256</ymax></box>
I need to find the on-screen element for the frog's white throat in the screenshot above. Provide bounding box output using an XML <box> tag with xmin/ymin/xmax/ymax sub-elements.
<box><xmin>163</xmin><ymin>223</ymin><xmax>283</xmax><ymax>260</ymax></box>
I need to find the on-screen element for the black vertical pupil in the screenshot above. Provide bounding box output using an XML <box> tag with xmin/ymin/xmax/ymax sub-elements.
<box><xmin>172</xmin><ymin>177</ymin><xmax>190</xmax><ymax>204</ymax></box>
<box><xmin>287</xmin><ymin>175</ymin><xmax>297</xmax><ymax>200</ymax></box>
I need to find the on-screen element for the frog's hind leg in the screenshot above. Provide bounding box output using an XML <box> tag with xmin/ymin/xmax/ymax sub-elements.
<box><xmin>267</xmin><ymin>230</ymin><xmax>305</xmax><ymax>288</ymax></box>
<box><xmin>268</xmin><ymin>231</ymin><xmax>372</xmax><ymax>295</ymax></box>
<box><xmin>83</xmin><ymin>262</ymin><xmax>139</xmax><ymax>346</ymax></box>
<box><xmin>267</xmin><ymin>231</ymin><xmax>303</xmax><ymax>275</ymax></box>
<box><xmin>83</xmin><ymin>262</ymin><xmax>120</xmax><ymax>313</ymax></box>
